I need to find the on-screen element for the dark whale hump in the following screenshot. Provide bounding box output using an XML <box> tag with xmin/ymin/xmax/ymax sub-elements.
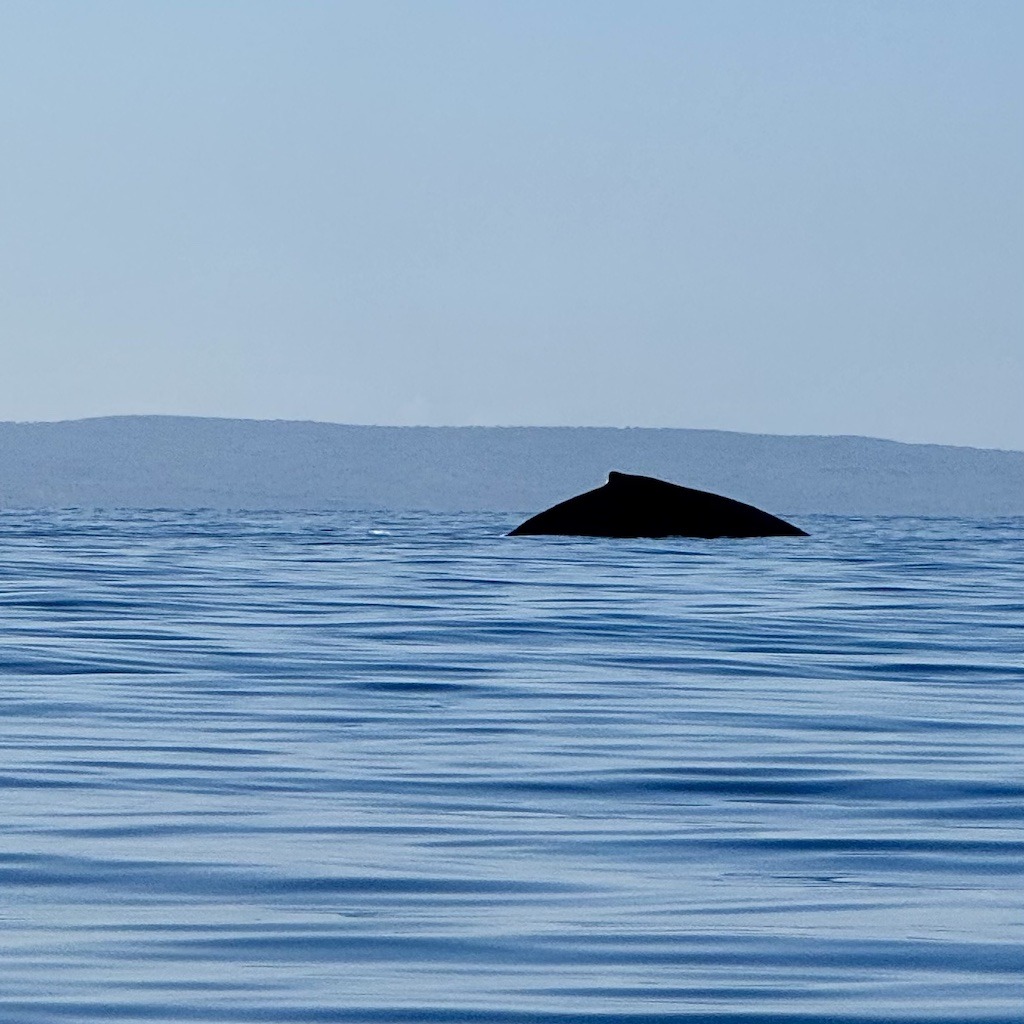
<box><xmin>508</xmin><ymin>471</ymin><xmax>807</xmax><ymax>539</ymax></box>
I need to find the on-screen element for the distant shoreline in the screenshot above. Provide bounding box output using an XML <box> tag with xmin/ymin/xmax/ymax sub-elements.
<box><xmin>1</xmin><ymin>416</ymin><xmax>1021</xmax><ymax>516</ymax></box>
<box><xmin>6</xmin><ymin>414</ymin><xmax>1021</xmax><ymax>455</ymax></box>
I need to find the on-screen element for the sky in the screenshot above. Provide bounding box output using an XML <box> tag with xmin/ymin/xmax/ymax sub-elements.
<box><xmin>1</xmin><ymin>1</ymin><xmax>1021</xmax><ymax>449</ymax></box>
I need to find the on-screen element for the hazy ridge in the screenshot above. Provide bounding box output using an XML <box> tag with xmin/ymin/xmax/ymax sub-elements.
<box><xmin>0</xmin><ymin>416</ymin><xmax>1021</xmax><ymax>515</ymax></box>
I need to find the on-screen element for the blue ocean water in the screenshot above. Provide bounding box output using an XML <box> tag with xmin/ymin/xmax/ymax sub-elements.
<box><xmin>0</xmin><ymin>509</ymin><xmax>1021</xmax><ymax>1024</ymax></box>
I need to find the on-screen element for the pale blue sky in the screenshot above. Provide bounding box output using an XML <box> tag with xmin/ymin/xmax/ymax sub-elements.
<box><xmin>2</xmin><ymin>1</ymin><xmax>1021</xmax><ymax>448</ymax></box>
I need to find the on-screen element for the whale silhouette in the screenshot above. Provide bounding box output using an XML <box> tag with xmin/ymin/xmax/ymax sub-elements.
<box><xmin>508</xmin><ymin>471</ymin><xmax>808</xmax><ymax>538</ymax></box>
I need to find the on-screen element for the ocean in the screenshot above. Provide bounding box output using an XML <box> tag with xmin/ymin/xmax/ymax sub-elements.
<box><xmin>1</xmin><ymin>509</ymin><xmax>1021</xmax><ymax>1024</ymax></box>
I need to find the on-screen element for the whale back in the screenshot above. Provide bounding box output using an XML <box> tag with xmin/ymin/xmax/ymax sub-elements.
<box><xmin>508</xmin><ymin>471</ymin><xmax>807</xmax><ymax>538</ymax></box>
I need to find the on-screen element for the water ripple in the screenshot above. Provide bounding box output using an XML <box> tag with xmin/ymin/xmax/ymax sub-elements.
<box><xmin>0</xmin><ymin>510</ymin><xmax>1021</xmax><ymax>1022</ymax></box>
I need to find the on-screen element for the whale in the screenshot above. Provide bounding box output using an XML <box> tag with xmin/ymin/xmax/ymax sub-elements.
<box><xmin>508</xmin><ymin>471</ymin><xmax>808</xmax><ymax>539</ymax></box>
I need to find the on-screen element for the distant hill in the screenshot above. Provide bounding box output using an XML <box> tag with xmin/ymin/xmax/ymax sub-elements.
<box><xmin>0</xmin><ymin>416</ymin><xmax>1021</xmax><ymax>516</ymax></box>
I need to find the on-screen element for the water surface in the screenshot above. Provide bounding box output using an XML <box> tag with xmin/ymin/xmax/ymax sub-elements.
<box><xmin>1</xmin><ymin>510</ymin><xmax>1021</xmax><ymax>1022</ymax></box>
